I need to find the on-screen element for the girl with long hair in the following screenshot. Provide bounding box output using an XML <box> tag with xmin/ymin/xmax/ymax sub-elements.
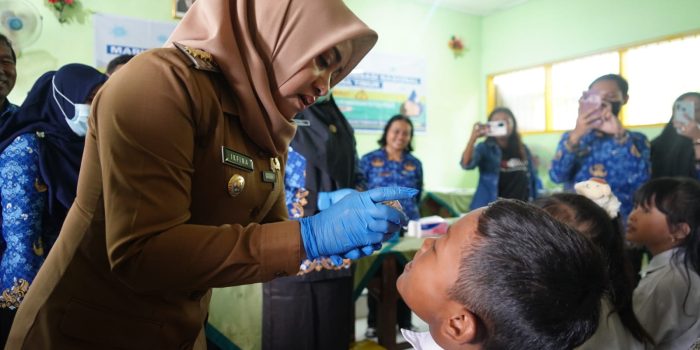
<box><xmin>535</xmin><ymin>192</ymin><xmax>654</xmax><ymax>349</ymax></box>
<box><xmin>461</xmin><ymin>107</ymin><xmax>540</xmax><ymax>210</ymax></box>
<box><xmin>627</xmin><ymin>177</ymin><xmax>700</xmax><ymax>349</ymax></box>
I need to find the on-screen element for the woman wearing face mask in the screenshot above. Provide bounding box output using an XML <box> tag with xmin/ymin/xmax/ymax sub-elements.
<box><xmin>0</xmin><ymin>63</ymin><xmax>106</xmax><ymax>347</ymax></box>
<box><xmin>5</xmin><ymin>1</ymin><xmax>415</xmax><ymax>349</ymax></box>
<box><xmin>550</xmin><ymin>74</ymin><xmax>650</xmax><ymax>222</ymax></box>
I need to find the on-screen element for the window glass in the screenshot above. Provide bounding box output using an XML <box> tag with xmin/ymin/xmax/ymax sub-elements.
<box><xmin>550</xmin><ymin>53</ymin><xmax>619</xmax><ymax>130</ymax></box>
<box><xmin>624</xmin><ymin>35</ymin><xmax>700</xmax><ymax>125</ymax></box>
<box><xmin>493</xmin><ymin>67</ymin><xmax>545</xmax><ymax>132</ymax></box>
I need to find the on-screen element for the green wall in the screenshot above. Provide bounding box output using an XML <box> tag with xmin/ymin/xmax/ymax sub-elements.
<box><xmin>482</xmin><ymin>0</ymin><xmax>700</xmax><ymax>76</ymax></box>
<box><xmin>10</xmin><ymin>0</ymin><xmax>700</xmax><ymax>192</ymax></box>
<box><xmin>346</xmin><ymin>0</ymin><xmax>482</xmax><ymax>191</ymax></box>
<box><xmin>9</xmin><ymin>0</ymin><xmax>175</xmax><ymax>105</ymax></box>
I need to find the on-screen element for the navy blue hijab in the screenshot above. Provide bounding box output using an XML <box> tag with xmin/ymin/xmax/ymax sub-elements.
<box><xmin>0</xmin><ymin>63</ymin><xmax>107</xmax><ymax>217</ymax></box>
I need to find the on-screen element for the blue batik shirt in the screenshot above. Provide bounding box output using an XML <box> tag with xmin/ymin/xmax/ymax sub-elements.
<box><xmin>357</xmin><ymin>149</ymin><xmax>423</xmax><ymax>220</ymax></box>
<box><xmin>0</xmin><ymin>133</ymin><xmax>47</xmax><ymax>310</ymax></box>
<box><xmin>550</xmin><ymin>130</ymin><xmax>650</xmax><ymax>220</ymax></box>
<box><xmin>284</xmin><ymin>147</ymin><xmax>307</xmax><ymax>219</ymax></box>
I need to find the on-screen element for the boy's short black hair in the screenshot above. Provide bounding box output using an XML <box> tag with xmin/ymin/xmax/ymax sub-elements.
<box><xmin>106</xmin><ymin>54</ymin><xmax>134</xmax><ymax>75</ymax></box>
<box><xmin>448</xmin><ymin>199</ymin><xmax>607</xmax><ymax>350</ymax></box>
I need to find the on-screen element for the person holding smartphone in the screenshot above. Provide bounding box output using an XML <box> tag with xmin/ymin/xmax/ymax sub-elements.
<box><xmin>650</xmin><ymin>92</ymin><xmax>700</xmax><ymax>179</ymax></box>
<box><xmin>550</xmin><ymin>74</ymin><xmax>650</xmax><ymax>222</ymax></box>
<box><xmin>460</xmin><ymin>107</ymin><xmax>540</xmax><ymax>210</ymax></box>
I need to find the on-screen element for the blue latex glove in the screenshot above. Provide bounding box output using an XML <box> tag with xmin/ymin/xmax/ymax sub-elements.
<box><xmin>318</xmin><ymin>188</ymin><xmax>364</xmax><ymax>264</ymax></box>
<box><xmin>317</xmin><ymin>188</ymin><xmax>356</xmax><ymax>211</ymax></box>
<box><xmin>318</xmin><ymin>188</ymin><xmax>361</xmax><ymax>264</ymax></box>
<box><xmin>299</xmin><ymin>187</ymin><xmax>417</xmax><ymax>260</ymax></box>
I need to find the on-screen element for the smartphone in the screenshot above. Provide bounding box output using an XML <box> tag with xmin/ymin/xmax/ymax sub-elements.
<box><xmin>673</xmin><ymin>100</ymin><xmax>694</xmax><ymax>126</ymax></box>
<box><xmin>486</xmin><ymin>120</ymin><xmax>508</xmax><ymax>137</ymax></box>
<box><xmin>580</xmin><ymin>91</ymin><xmax>602</xmax><ymax>110</ymax></box>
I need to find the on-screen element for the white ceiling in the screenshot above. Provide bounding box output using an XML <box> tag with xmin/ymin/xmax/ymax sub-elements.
<box><xmin>412</xmin><ymin>0</ymin><xmax>530</xmax><ymax>15</ymax></box>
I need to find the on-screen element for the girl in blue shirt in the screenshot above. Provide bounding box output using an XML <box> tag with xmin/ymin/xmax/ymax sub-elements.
<box><xmin>461</xmin><ymin>107</ymin><xmax>539</xmax><ymax>210</ymax></box>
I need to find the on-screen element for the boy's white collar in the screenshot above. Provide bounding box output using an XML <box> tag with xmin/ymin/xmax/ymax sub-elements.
<box><xmin>401</xmin><ymin>328</ymin><xmax>444</xmax><ymax>350</ymax></box>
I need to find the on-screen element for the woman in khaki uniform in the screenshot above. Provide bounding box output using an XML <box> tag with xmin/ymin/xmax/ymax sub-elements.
<box><xmin>6</xmin><ymin>1</ymin><xmax>415</xmax><ymax>349</ymax></box>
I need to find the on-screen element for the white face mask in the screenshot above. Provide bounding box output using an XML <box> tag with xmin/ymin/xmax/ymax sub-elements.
<box><xmin>52</xmin><ymin>76</ymin><xmax>90</xmax><ymax>137</ymax></box>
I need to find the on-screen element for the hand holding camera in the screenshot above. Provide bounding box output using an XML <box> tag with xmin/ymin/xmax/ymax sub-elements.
<box><xmin>470</xmin><ymin>120</ymin><xmax>508</xmax><ymax>142</ymax></box>
<box><xmin>469</xmin><ymin>122</ymin><xmax>488</xmax><ymax>141</ymax></box>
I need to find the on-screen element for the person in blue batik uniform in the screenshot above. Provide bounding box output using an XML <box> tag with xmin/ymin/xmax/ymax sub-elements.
<box><xmin>0</xmin><ymin>33</ymin><xmax>20</xmax><ymax>346</ymax></box>
<box><xmin>550</xmin><ymin>74</ymin><xmax>650</xmax><ymax>222</ymax></box>
<box><xmin>0</xmin><ymin>63</ymin><xmax>106</xmax><ymax>346</ymax></box>
<box><xmin>358</xmin><ymin>115</ymin><xmax>423</xmax><ymax>221</ymax></box>
<box><xmin>263</xmin><ymin>95</ymin><xmax>366</xmax><ymax>350</ymax></box>
<box><xmin>284</xmin><ymin>147</ymin><xmax>308</xmax><ymax>219</ymax></box>
<box><xmin>357</xmin><ymin>114</ymin><xmax>423</xmax><ymax>337</ymax></box>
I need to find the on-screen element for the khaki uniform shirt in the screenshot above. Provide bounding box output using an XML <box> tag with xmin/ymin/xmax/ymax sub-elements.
<box><xmin>634</xmin><ymin>249</ymin><xmax>700</xmax><ymax>350</ymax></box>
<box><xmin>6</xmin><ymin>47</ymin><xmax>303</xmax><ymax>350</ymax></box>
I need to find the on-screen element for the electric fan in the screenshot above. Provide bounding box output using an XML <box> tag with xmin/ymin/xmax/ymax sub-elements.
<box><xmin>0</xmin><ymin>0</ymin><xmax>42</xmax><ymax>53</ymax></box>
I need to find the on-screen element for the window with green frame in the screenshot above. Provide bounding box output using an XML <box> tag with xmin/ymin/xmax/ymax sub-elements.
<box><xmin>488</xmin><ymin>32</ymin><xmax>700</xmax><ymax>133</ymax></box>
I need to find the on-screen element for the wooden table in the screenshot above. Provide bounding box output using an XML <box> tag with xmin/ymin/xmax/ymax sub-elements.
<box><xmin>353</xmin><ymin>238</ymin><xmax>424</xmax><ymax>350</ymax></box>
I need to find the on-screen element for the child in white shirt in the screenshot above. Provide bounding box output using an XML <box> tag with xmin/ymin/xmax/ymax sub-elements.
<box><xmin>627</xmin><ymin>177</ymin><xmax>700</xmax><ymax>350</ymax></box>
<box><xmin>535</xmin><ymin>189</ymin><xmax>654</xmax><ymax>349</ymax></box>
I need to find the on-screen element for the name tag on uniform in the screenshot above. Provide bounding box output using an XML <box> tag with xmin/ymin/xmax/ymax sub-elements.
<box><xmin>262</xmin><ymin>171</ymin><xmax>277</xmax><ymax>183</ymax></box>
<box><xmin>221</xmin><ymin>146</ymin><xmax>254</xmax><ymax>172</ymax></box>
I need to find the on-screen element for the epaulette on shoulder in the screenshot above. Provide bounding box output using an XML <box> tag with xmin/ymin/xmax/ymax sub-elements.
<box><xmin>174</xmin><ymin>42</ymin><xmax>220</xmax><ymax>73</ymax></box>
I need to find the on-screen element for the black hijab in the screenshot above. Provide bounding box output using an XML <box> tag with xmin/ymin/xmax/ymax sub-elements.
<box><xmin>0</xmin><ymin>63</ymin><xmax>107</xmax><ymax>216</ymax></box>
<box><xmin>290</xmin><ymin>94</ymin><xmax>358</xmax><ymax>215</ymax></box>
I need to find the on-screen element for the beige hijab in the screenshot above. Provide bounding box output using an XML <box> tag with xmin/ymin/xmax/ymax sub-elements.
<box><xmin>167</xmin><ymin>0</ymin><xmax>378</xmax><ymax>156</ymax></box>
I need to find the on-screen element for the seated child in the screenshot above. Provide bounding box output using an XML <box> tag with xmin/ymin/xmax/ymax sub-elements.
<box><xmin>397</xmin><ymin>199</ymin><xmax>607</xmax><ymax>350</ymax></box>
<box><xmin>627</xmin><ymin>177</ymin><xmax>700</xmax><ymax>350</ymax></box>
<box><xmin>535</xmin><ymin>191</ymin><xmax>654</xmax><ymax>349</ymax></box>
